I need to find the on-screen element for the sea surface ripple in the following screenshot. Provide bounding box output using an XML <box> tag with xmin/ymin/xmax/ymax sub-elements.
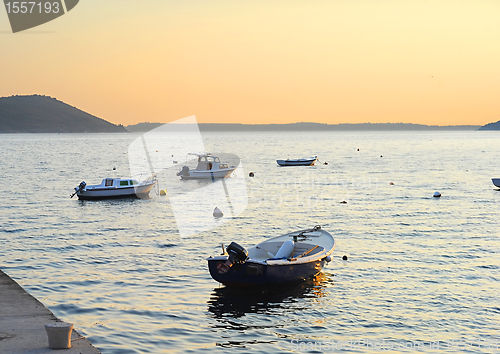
<box><xmin>1</xmin><ymin>131</ymin><xmax>499</xmax><ymax>353</ymax></box>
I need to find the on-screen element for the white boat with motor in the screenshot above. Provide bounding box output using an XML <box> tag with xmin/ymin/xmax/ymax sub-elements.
<box><xmin>207</xmin><ymin>225</ymin><xmax>335</xmax><ymax>287</ymax></box>
<box><xmin>493</xmin><ymin>178</ymin><xmax>500</xmax><ymax>188</ymax></box>
<box><xmin>177</xmin><ymin>153</ymin><xmax>237</xmax><ymax>180</ymax></box>
<box><xmin>71</xmin><ymin>174</ymin><xmax>157</xmax><ymax>200</ymax></box>
<box><xmin>276</xmin><ymin>156</ymin><xmax>318</xmax><ymax>166</ymax></box>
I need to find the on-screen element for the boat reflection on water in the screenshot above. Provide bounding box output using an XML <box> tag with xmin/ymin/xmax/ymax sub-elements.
<box><xmin>206</xmin><ymin>273</ymin><xmax>334</xmax><ymax>349</ymax></box>
<box><xmin>207</xmin><ymin>272</ymin><xmax>333</xmax><ymax>321</ymax></box>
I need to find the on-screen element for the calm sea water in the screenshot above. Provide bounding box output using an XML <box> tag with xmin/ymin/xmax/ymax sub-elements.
<box><xmin>1</xmin><ymin>131</ymin><xmax>499</xmax><ymax>353</ymax></box>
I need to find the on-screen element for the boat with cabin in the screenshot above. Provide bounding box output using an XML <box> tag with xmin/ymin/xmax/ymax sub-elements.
<box><xmin>71</xmin><ymin>174</ymin><xmax>157</xmax><ymax>200</ymax></box>
<box><xmin>177</xmin><ymin>153</ymin><xmax>237</xmax><ymax>180</ymax></box>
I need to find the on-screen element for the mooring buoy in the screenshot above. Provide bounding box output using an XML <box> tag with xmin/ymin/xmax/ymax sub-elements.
<box><xmin>433</xmin><ymin>191</ymin><xmax>441</xmax><ymax>198</ymax></box>
<box><xmin>213</xmin><ymin>207</ymin><xmax>223</xmax><ymax>217</ymax></box>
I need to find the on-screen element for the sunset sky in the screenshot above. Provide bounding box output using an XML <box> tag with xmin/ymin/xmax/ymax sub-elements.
<box><xmin>1</xmin><ymin>0</ymin><xmax>499</xmax><ymax>126</ymax></box>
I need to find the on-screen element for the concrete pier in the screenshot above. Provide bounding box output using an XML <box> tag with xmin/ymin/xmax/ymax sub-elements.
<box><xmin>0</xmin><ymin>270</ymin><xmax>101</xmax><ymax>354</ymax></box>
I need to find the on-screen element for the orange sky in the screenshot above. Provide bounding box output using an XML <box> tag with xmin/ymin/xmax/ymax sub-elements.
<box><xmin>1</xmin><ymin>0</ymin><xmax>499</xmax><ymax>126</ymax></box>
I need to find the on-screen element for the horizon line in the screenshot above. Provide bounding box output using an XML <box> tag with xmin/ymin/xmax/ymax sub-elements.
<box><xmin>130</xmin><ymin>121</ymin><xmax>481</xmax><ymax>127</ymax></box>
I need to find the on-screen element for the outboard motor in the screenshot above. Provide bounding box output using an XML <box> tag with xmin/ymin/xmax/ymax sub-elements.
<box><xmin>217</xmin><ymin>242</ymin><xmax>248</xmax><ymax>274</ymax></box>
<box><xmin>178</xmin><ymin>165</ymin><xmax>190</xmax><ymax>177</ymax></box>
<box><xmin>71</xmin><ymin>181</ymin><xmax>86</xmax><ymax>198</ymax></box>
<box><xmin>77</xmin><ymin>181</ymin><xmax>86</xmax><ymax>191</ymax></box>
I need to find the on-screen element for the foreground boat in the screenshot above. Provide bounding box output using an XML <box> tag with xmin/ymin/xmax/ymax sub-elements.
<box><xmin>493</xmin><ymin>178</ymin><xmax>500</xmax><ymax>188</ymax></box>
<box><xmin>276</xmin><ymin>156</ymin><xmax>318</xmax><ymax>166</ymax></box>
<box><xmin>71</xmin><ymin>174</ymin><xmax>157</xmax><ymax>200</ymax></box>
<box><xmin>177</xmin><ymin>153</ymin><xmax>237</xmax><ymax>180</ymax></box>
<box><xmin>207</xmin><ymin>225</ymin><xmax>335</xmax><ymax>287</ymax></box>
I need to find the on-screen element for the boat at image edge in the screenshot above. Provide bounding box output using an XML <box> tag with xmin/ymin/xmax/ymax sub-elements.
<box><xmin>276</xmin><ymin>156</ymin><xmax>318</xmax><ymax>166</ymax></box>
<box><xmin>177</xmin><ymin>153</ymin><xmax>237</xmax><ymax>179</ymax></box>
<box><xmin>493</xmin><ymin>178</ymin><xmax>500</xmax><ymax>188</ymax></box>
<box><xmin>71</xmin><ymin>174</ymin><xmax>157</xmax><ymax>200</ymax></box>
<box><xmin>207</xmin><ymin>225</ymin><xmax>335</xmax><ymax>287</ymax></box>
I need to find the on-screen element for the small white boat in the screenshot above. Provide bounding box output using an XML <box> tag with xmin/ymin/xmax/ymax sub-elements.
<box><xmin>71</xmin><ymin>174</ymin><xmax>157</xmax><ymax>200</ymax></box>
<box><xmin>177</xmin><ymin>153</ymin><xmax>237</xmax><ymax>180</ymax></box>
<box><xmin>493</xmin><ymin>178</ymin><xmax>500</xmax><ymax>188</ymax></box>
<box><xmin>207</xmin><ymin>225</ymin><xmax>335</xmax><ymax>287</ymax></box>
<box><xmin>276</xmin><ymin>156</ymin><xmax>318</xmax><ymax>166</ymax></box>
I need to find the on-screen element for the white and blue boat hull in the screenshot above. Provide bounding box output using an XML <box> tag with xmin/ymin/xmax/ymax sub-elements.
<box><xmin>276</xmin><ymin>156</ymin><xmax>318</xmax><ymax>166</ymax></box>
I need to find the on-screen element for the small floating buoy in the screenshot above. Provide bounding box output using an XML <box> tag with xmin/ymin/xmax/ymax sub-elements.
<box><xmin>340</xmin><ymin>200</ymin><xmax>347</xmax><ymax>204</ymax></box>
<box><xmin>160</xmin><ymin>189</ymin><xmax>167</xmax><ymax>196</ymax></box>
<box><xmin>249</xmin><ymin>172</ymin><xmax>254</xmax><ymax>177</ymax></box>
<box><xmin>113</xmin><ymin>167</ymin><xmax>116</xmax><ymax>170</ymax></box>
<box><xmin>433</xmin><ymin>191</ymin><xmax>441</xmax><ymax>198</ymax></box>
<box><xmin>380</xmin><ymin>155</ymin><xmax>383</xmax><ymax>157</ymax></box>
<box><xmin>357</xmin><ymin>148</ymin><xmax>359</xmax><ymax>151</ymax></box>
<box><xmin>390</xmin><ymin>182</ymin><xmax>394</xmax><ymax>185</ymax></box>
<box><xmin>213</xmin><ymin>207</ymin><xmax>223</xmax><ymax>217</ymax></box>
<box><xmin>342</xmin><ymin>255</ymin><xmax>348</xmax><ymax>261</ymax></box>
<box><xmin>323</xmin><ymin>162</ymin><xmax>328</xmax><ymax>165</ymax></box>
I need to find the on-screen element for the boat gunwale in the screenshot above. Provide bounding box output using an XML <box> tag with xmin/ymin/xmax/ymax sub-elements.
<box><xmin>207</xmin><ymin>229</ymin><xmax>335</xmax><ymax>265</ymax></box>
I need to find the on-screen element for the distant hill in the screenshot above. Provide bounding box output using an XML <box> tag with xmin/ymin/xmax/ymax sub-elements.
<box><xmin>478</xmin><ymin>120</ymin><xmax>500</xmax><ymax>130</ymax></box>
<box><xmin>0</xmin><ymin>95</ymin><xmax>128</xmax><ymax>133</ymax></box>
<box><xmin>126</xmin><ymin>122</ymin><xmax>165</xmax><ymax>132</ymax></box>
<box><xmin>127</xmin><ymin>122</ymin><xmax>480</xmax><ymax>132</ymax></box>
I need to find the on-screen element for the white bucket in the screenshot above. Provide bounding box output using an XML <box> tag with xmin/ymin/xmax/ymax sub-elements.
<box><xmin>45</xmin><ymin>322</ymin><xmax>73</xmax><ymax>349</ymax></box>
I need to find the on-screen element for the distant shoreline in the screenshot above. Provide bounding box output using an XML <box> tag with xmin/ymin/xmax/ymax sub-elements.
<box><xmin>1</xmin><ymin>95</ymin><xmax>494</xmax><ymax>133</ymax></box>
<box><xmin>126</xmin><ymin>122</ymin><xmax>481</xmax><ymax>133</ymax></box>
<box><xmin>1</xmin><ymin>95</ymin><xmax>496</xmax><ymax>133</ymax></box>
